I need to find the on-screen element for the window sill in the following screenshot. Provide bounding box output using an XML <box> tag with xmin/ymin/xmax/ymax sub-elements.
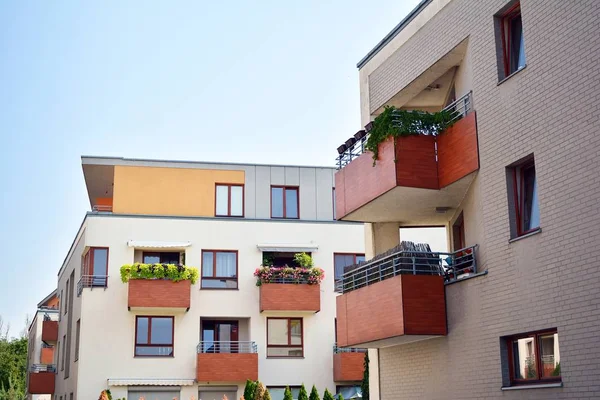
<box><xmin>509</xmin><ymin>227</ymin><xmax>542</xmax><ymax>243</ymax></box>
<box><xmin>497</xmin><ymin>65</ymin><xmax>527</xmax><ymax>85</ymax></box>
<box><xmin>200</xmin><ymin>288</ymin><xmax>239</xmax><ymax>291</ymax></box>
<box><xmin>501</xmin><ymin>382</ymin><xmax>562</xmax><ymax>391</ymax></box>
<box><xmin>133</xmin><ymin>355</ymin><xmax>174</xmax><ymax>358</ymax></box>
<box><xmin>266</xmin><ymin>356</ymin><xmax>305</xmax><ymax>359</ymax></box>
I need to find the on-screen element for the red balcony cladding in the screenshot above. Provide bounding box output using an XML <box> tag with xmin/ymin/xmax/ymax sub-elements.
<box><xmin>128</xmin><ymin>279</ymin><xmax>191</xmax><ymax>310</ymax></box>
<box><xmin>197</xmin><ymin>353</ymin><xmax>258</xmax><ymax>382</ymax></box>
<box><xmin>336</xmin><ymin>275</ymin><xmax>446</xmax><ymax>348</ymax></box>
<box><xmin>28</xmin><ymin>372</ymin><xmax>55</xmax><ymax>394</ymax></box>
<box><xmin>259</xmin><ymin>283</ymin><xmax>320</xmax><ymax>313</ymax></box>
<box><xmin>41</xmin><ymin>321</ymin><xmax>58</xmax><ymax>343</ymax></box>
<box><xmin>335</xmin><ymin>112</ymin><xmax>478</xmax><ymax>220</ymax></box>
<box><xmin>334</xmin><ymin>352</ymin><xmax>365</xmax><ymax>382</ymax></box>
<box><xmin>40</xmin><ymin>347</ymin><xmax>54</xmax><ymax>364</ymax></box>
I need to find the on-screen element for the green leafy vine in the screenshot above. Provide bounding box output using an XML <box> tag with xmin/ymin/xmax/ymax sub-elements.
<box><xmin>365</xmin><ymin>106</ymin><xmax>456</xmax><ymax>164</ymax></box>
<box><xmin>120</xmin><ymin>263</ymin><xmax>199</xmax><ymax>284</ymax></box>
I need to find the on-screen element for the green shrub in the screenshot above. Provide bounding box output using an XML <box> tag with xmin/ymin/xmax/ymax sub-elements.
<box><xmin>309</xmin><ymin>385</ymin><xmax>320</xmax><ymax>400</ymax></box>
<box><xmin>298</xmin><ymin>384</ymin><xmax>308</xmax><ymax>400</ymax></box>
<box><xmin>244</xmin><ymin>379</ymin><xmax>256</xmax><ymax>400</ymax></box>
<box><xmin>322</xmin><ymin>389</ymin><xmax>334</xmax><ymax>400</ymax></box>
<box><xmin>294</xmin><ymin>252</ymin><xmax>314</xmax><ymax>268</ymax></box>
<box><xmin>283</xmin><ymin>386</ymin><xmax>294</xmax><ymax>400</ymax></box>
<box><xmin>361</xmin><ymin>351</ymin><xmax>369</xmax><ymax>400</ymax></box>
<box><xmin>120</xmin><ymin>263</ymin><xmax>199</xmax><ymax>284</ymax></box>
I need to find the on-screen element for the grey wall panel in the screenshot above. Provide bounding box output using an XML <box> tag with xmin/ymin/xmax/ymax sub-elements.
<box><xmin>270</xmin><ymin>166</ymin><xmax>285</xmax><ymax>185</ymax></box>
<box><xmin>255</xmin><ymin>166</ymin><xmax>271</xmax><ymax>219</ymax></box>
<box><xmin>243</xmin><ymin>166</ymin><xmax>256</xmax><ymax>218</ymax></box>
<box><xmin>299</xmin><ymin>168</ymin><xmax>317</xmax><ymax>220</ymax></box>
<box><xmin>284</xmin><ymin>167</ymin><xmax>300</xmax><ymax>186</ymax></box>
<box><xmin>315</xmin><ymin>168</ymin><xmax>334</xmax><ymax>221</ymax></box>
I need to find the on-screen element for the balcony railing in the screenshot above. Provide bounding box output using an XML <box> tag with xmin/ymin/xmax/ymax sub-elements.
<box><xmin>30</xmin><ymin>364</ymin><xmax>56</xmax><ymax>373</ymax></box>
<box><xmin>92</xmin><ymin>205</ymin><xmax>112</xmax><ymax>212</ymax></box>
<box><xmin>42</xmin><ymin>312</ymin><xmax>58</xmax><ymax>322</ymax></box>
<box><xmin>339</xmin><ymin>243</ymin><xmax>479</xmax><ymax>294</ymax></box>
<box><xmin>77</xmin><ymin>275</ymin><xmax>108</xmax><ymax>296</ymax></box>
<box><xmin>333</xmin><ymin>345</ymin><xmax>367</xmax><ymax>354</ymax></box>
<box><xmin>197</xmin><ymin>341</ymin><xmax>258</xmax><ymax>354</ymax></box>
<box><xmin>336</xmin><ymin>91</ymin><xmax>473</xmax><ymax>169</ymax></box>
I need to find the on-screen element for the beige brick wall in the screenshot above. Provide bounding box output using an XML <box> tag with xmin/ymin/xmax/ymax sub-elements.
<box><xmin>365</xmin><ymin>0</ymin><xmax>600</xmax><ymax>398</ymax></box>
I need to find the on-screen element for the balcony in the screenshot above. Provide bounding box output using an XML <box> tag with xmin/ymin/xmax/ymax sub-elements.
<box><xmin>259</xmin><ymin>279</ymin><xmax>321</xmax><ymax>313</ymax></box>
<box><xmin>40</xmin><ymin>344</ymin><xmax>54</xmax><ymax>364</ymax></box>
<box><xmin>77</xmin><ymin>275</ymin><xmax>108</xmax><ymax>296</ymax></box>
<box><xmin>333</xmin><ymin>346</ymin><xmax>366</xmax><ymax>382</ymax></box>
<box><xmin>28</xmin><ymin>365</ymin><xmax>55</xmax><ymax>394</ymax></box>
<box><xmin>196</xmin><ymin>341</ymin><xmax>258</xmax><ymax>382</ymax></box>
<box><xmin>334</xmin><ymin>92</ymin><xmax>478</xmax><ymax>224</ymax></box>
<box><xmin>41</xmin><ymin>315</ymin><xmax>58</xmax><ymax>344</ymax></box>
<box><xmin>128</xmin><ymin>279</ymin><xmax>191</xmax><ymax>311</ymax></box>
<box><xmin>336</xmin><ymin>244</ymin><xmax>479</xmax><ymax>348</ymax></box>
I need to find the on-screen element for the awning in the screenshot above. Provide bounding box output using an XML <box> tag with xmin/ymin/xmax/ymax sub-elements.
<box><xmin>108</xmin><ymin>379</ymin><xmax>195</xmax><ymax>386</ymax></box>
<box><xmin>257</xmin><ymin>243</ymin><xmax>318</xmax><ymax>252</ymax></box>
<box><xmin>127</xmin><ymin>241</ymin><xmax>191</xmax><ymax>249</ymax></box>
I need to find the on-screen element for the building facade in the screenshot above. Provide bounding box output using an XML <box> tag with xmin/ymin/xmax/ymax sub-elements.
<box><xmin>48</xmin><ymin>157</ymin><xmax>364</xmax><ymax>400</ymax></box>
<box><xmin>334</xmin><ymin>0</ymin><xmax>600</xmax><ymax>399</ymax></box>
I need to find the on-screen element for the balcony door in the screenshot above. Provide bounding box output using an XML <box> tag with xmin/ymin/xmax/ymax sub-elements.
<box><xmin>202</xmin><ymin>320</ymin><xmax>239</xmax><ymax>353</ymax></box>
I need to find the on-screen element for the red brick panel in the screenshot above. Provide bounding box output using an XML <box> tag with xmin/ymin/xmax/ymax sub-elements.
<box><xmin>334</xmin><ymin>137</ymin><xmax>397</xmax><ymax>219</ymax></box>
<box><xmin>128</xmin><ymin>279</ymin><xmax>191</xmax><ymax>309</ymax></box>
<box><xmin>395</xmin><ymin>135</ymin><xmax>439</xmax><ymax>189</ymax></box>
<box><xmin>339</xmin><ymin>275</ymin><xmax>406</xmax><ymax>346</ymax></box>
<box><xmin>197</xmin><ymin>353</ymin><xmax>258</xmax><ymax>382</ymax></box>
<box><xmin>40</xmin><ymin>347</ymin><xmax>54</xmax><ymax>364</ymax></box>
<box><xmin>336</xmin><ymin>295</ymin><xmax>349</xmax><ymax>347</ymax></box>
<box><xmin>41</xmin><ymin>321</ymin><xmax>58</xmax><ymax>343</ymax></box>
<box><xmin>334</xmin><ymin>352</ymin><xmax>365</xmax><ymax>382</ymax></box>
<box><xmin>437</xmin><ymin>112</ymin><xmax>479</xmax><ymax>188</ymax></box>
<box><xmin>260</xmin><ymin>283</ymin><xmax>320</xmax><ymax>312</ymax></box>
<box><xmin>402</xmin><ymin>275</ymin><xmax>447</xmax><ymax>335</ymax></box>
<box><xmin>28</xmin><ymin>372</ymin><xmax>55</xmax><ymax>394</ymax></box>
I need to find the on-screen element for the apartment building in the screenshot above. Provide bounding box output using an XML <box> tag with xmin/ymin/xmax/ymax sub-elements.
<box><xmin>46</xmin><ymin>157</ymin><xmax>364</xmax><ymax>400</ymax></box>
<box><xmin>26</xmin><ymin>291</ymin><xmax>59</xmax><ymax>400</ymax></box>
<box><xmin>334</xmin><ymin>0</ymin><xmax>600</xmax><ymax>399</ymax></box>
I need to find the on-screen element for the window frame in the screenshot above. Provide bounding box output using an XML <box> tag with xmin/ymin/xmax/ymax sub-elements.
<box><xmin>267</xmin><ymin>386</ymin><xmax>302</xmax><ymax>400</ymax></box>
<box><xmin>74</xmin><ymin>320</ymin><xmax>80</xmax><ymax>362</ymax></box>
<box><xmin>134</xmin><ymin>316</ymin><xmax>175</xmax><ymax>358</ymax></box>
<box><xmin>200</xmin><ymin>250</ymin><xmax>239</xmax><ymax>290</ymax></box>
<box><xmin>266</xmin><ymin>317</ymin><xmax>304</xmax><ymax>358</ymax></box>
<box><xmin>512</xmin><ymin>159</ymin><xmax>540</xmax><ymax>237</ymax></box>
<box><xmin>82</xmin><ymin>247</ymin><xmax>110</xmax><ymax>288</ymax></box>
<box><xmin>499</xmin><ymin>2</ymin><xmax>526</xmax><ymax>78</ymax></box>
<box><xmin>142</xmin><ymin>251</ymin><xmax>181</xmax><ymax>264</ymax></box>
<box><xmin>215</xmin><ymin>183</ymin><xmax>245</xmax><ymax>217</ymax></box>
<box><xmin>506</xmin><ymin>329</ymin><xmax>561</xmax><ymax>385</ymax></box>
<box><xmin>61</xmin><ymin>335</ymin><xmax>66</xmax><ymax>372</ymax></box>
<box><xmin>334</xmin><ymin>253</ymin><xmax>366</xmax><ymax>286</ymax></box>
<box><xmin>270</xmin><ymin>186</ymin><xmax>300</xmax><ymax>219</ymax></box>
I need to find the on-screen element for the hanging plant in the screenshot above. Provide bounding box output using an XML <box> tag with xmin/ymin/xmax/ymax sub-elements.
<box><xmin>365</xmin><ymin>106</ymin><xmax>456</xmax><ymax>164</ymax></box>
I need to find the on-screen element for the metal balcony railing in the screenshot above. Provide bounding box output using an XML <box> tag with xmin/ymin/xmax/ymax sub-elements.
<box><xmin>197</xmin><ymin>341</ymin><xmax>258</xmax><ymax>354</ymax></box>
<box><xmin>92</xmin><ymin>205</ymin><xmax>112</xmax><ymax>212</ymax></box>
<box><xmin>30</xmin><ymin>364</ymin><xmax>56</xmax><ymax>373</ymax></box>
<box><xmin>42</xmin><ymin>312</ymin><xmax>58</xmax><ymax>322</ymax></box>
<box><xmin>333</xmin><ymin>345</ymin><xmax>367</xmax><ymax>354</ymax></box>
<box><xmin>339</xmin><ymin>243</ymin><xmax>479</xmax><ymax>294</ymax></box>
<box><xmin>77</xmin><ymin>275</ymin><xmax>108</xmax><ymax>296</ymax></box>
<box><xmin>336</xmin><ymin>91</ymin><xmax>473</xmax><ymax>169</ymax></box>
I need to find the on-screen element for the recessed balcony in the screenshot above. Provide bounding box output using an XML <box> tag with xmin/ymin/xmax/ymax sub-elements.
<box><xmin>196</xmin><ymin>341</ymin><xmax>258</xmax><ymax>382</ymax></box>
<box><xmin>127</xmin><ymin>279</ymin><xmax>191</xmax><ymax>311</ymax></box>
<box><xmin>28</xmin><ymin>365</ymin><xmax>55</xmax><ymax>394</ymax></box>
<box><xmin>334</xmin><ymin>92</ymin><xmax>478</xmax><ymax>224</ymax></box>
<box><xmin>333</xmin><ymin>346</ymin><xmax>366</xmax><ymax>382</ymax></box>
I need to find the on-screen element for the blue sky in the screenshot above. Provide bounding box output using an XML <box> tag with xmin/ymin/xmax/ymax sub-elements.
<box><xmin>0</xmin><ymin>0</ymin><xmax>422</xmax><ymax>334</ymax></box>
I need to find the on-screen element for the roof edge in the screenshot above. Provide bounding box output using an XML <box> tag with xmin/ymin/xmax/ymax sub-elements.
<box><xmin>357</xmin><ymin>0</ymin><xmax>433</xmax><ymax>69</ymax></box>
<box><xmin>36</xmin><ymin>289</ymin><xmax>58</xmax><ymax>308</ymax></box>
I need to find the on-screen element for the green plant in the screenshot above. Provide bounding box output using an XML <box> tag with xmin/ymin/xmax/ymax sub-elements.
<box><xmin>365</xmin><ymin>106</ymin><xmax>455</xmax><ymax>164</ymax></box>
<box><xmin>244</xmin><ymin>379</ymin><xmax>257</xmax><ymax>400</ymax></box>
<box><xmin>526</xmin><ymin>356</ymin><xmax>537</xmax><ymax>379</ymax></box>
<box><xmin>322</xmin><ymin>389</ymin><xmax>334</xmax><ymax>400</ymax></box>
<box><xmin>298</xmin><ymin>384</ymin><xmax>308</xmax><ymax>400</ymax></box>
<box><xmin>120</xmin><ymin>263</ymin><xmax>199</xmax><ymax>284</ymax></box>
<box><xmin>254</xmin><ymin>382</ymin><xmax>267</xmax><ymax>400</ymax></box>
<box><xmin>338</xmin><ymin>395</ymin><xmax>344</xmax><ymax>400</ymax></box>
<box><xmin>361</xmin><ymin>351</ymin><xmax>369</xmax><ymax>400</ymax></box>
<box><xmin>552</xmin><ymin>361</ymin><xmax>561</xmax><ymax>377</ymax></box>
<box><xmin>294</xmin><ymin>252</ymin><xmax>314</xmax><ymax>268</ymax></box>
<box><xmin>309</xmin><ymin>385</ymin><xmax>320</xmax><ymax>400</ymax></box>
<box><xmin>263</xmin><ymin>389</ymin><xmax>272</xmax><ymax>400</ymax></box>
<box><xmin>283</xmin><ymin>386</ymin><xmax>294</xmax><ymax>400</ymax></box>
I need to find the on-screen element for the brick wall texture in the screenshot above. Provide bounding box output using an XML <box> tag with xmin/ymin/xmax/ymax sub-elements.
<box><xmin>334</xmin><ymin>352</ymin><xmax>366</xmax><ymax>382</ymax></box>
<box><xmin>259</xmin><ymin>283</ymin><xmax>321</xmax><ymax>312</ymax></box>
<box><xmin>196</xmin><ymin>353</ymin><xmax>259</xmax><ymax>381</ymax></box>
<box><xmin>364</xmin><ymin>0</ymin><xmax>600</xmax><ymax>398</ymax></box>
<box><xmin>127</xmin><ymin>279</ymin><xmax>191</xmax><ymax>309</ymax></box>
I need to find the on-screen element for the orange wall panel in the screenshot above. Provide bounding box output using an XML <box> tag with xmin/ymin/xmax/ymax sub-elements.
<box><xmin>40</xmin><ymin>347</ymin><xmax>54</xmax><ymax>364</ymax></box>
<box><xmin>334</xmin><ymin>352</ymin><xmax>365</xmax><ymax>382</ymax></box>
<box><xmin>128</xmin><ymin>279</ymin><xmax>191</xmax><ymax>309</ymax></box>
<box><xmin>113</xmin><ymin>166</ymin><xmax>244</xmax><ymax>216</ymax></box>
<box><xmin>437</xmin><ymin>112</ymin><xmax>479</xmax><ymax>188</ymax></box>
<box><xmin>41</xmin><ymin>321</ymin><xmax>58</xmax><ymax>343</ymax></box>
<box><xmin>28</xmin><ymin>372</ymin><xmax>55</xmax><ymax>394</ymax></box>
<box><xmin>197</xmin><ymin>353</ymin><xmax>258</xmax><ymax>381</ymax></box>
<box><xmin>402</xmin><ymin>275</ymin><xmax>447</xmax><ymax>335</ymax></box>
<box><xmin>395</xmin><ymin>135</ymin><xmax>438</xmax><ymax>189</ymax></box>
<box><xmin>260</xmin><ymin>284</ymin><xmax>320</xmax><ymax>312</ymax></box>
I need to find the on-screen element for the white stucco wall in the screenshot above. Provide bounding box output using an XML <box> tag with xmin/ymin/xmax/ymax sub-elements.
<box><xmin>72</xmin><ymin>214</ymin><xmax>364</xmax><ymax>400</ymax></box>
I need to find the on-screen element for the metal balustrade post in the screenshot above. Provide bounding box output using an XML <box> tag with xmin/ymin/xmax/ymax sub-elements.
<box><xmin>412</xmin><ymin>257</ymin><xmax>416</xmax><ymax>275</ymax></box>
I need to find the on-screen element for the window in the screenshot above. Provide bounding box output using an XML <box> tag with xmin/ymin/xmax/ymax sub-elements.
<box><xmin>271</xmin><ymin>186</ymin><xmax>299</xmax><ymax>219</ymax></box>
<box><xmin>506</xmin><ymin>330</ymin><xmax>561</xmax><ymax>385</ymax></box>
<box><xmin>198</xmin><ymin>390</ymin><xmax>236</xmax><ymax>400</ymax></box>
<box><xmin>215</xmin><ymin>184</ymin><xmax>244</xmax><ymax>217</ymax></box>
<box><xmin>268</xmin><ymin>387</ymin><xmax>301</xmax><ymax>400</ymax></box>
<box><xmin>129</xmin><ymin>389</ymin><xmax>181</xmax><ymax>400</ymax></box>
<box><xmin>334</xmin><ymin>253</ymin><xmax>366</xmax><ymax>285</ymax></box>
<box><xmin>61</xmin><ymin>335</ymin><xmax>66</xmax><ymax>371</ymax></box>
<box><xmin>508</xmin><ymin>157</ymin><xmax>540</xmax><ymax>237</ymax></box>
<box><xmin>56</xmin><ymin>341</ymin><xmax>60</xmax><ymax>371</ymax></box>
<box><xmin>142</xmin><ymin>251</ymin><xmax>180</xmax><ymax>264</ymax></box>
<box><xmin>74</xmin><ymin>320</ymin><xmax>80</xmax><ymax>362</ymax></box>
<box><xmin>60</xmin><ymin>290</ymin><xmax>64</xmax><ymax>317</ymax></box>
<box><xmin>267</xmin><ymin>318</ymin><xmax>303</xmax><ymax>357</ymax></box>
<box><xmin>82</xmin><ymin>247</ymin><xmax>109</xmax><ymax>287</ymax></box>
<box><xmin>201</xmin><ymin>250</ymin><xmax>238</xmax><ymax>289</ymax></box>
<box><xmin>201</xmin><ymin>320</ymin><xmax>239</xmax><ymax>353</ymax></box>
<box><xmin>452</xmin><ymin>212</ymin><xmax>465</xmax><ymax>251</ymax></box>
<box><xmin>64</xmin><ymin>279</ymin><xmax>69</xmax><ymax>315</ymax></box>
<box><xmin>332</xmin><ymin>187</ymin><xmax>336</xmax><ymax>220</ymax></box>
<box><xmin>498</xmin><ymin>2</ymin><xmax>526</xmax><ymax>78</ymax></box>
<box><xmin>262</xmin><ymin>251</ymin><xmax>311</xmax><ymax>268</ymax></box>
<box><xmin>135</xmin><ymin>316</ymin><xmax>174</xmax><ymax>357</ymax></box>
<box><xmin>69</xmin><ymin>393</ymin><xmax>73</xmax><ymax>400</ymax></box>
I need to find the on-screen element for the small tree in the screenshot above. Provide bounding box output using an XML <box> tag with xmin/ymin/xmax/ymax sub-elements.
<box><xmin>283</xmin><ymin>386</ymin><xmax>293</xmax><ymax>400</ymax></box>
<box><xmin>298</xmin><ymin>384</ymin><xmax>308</xmax><ymax>400</ymax></box>
<box><xmin>309</xmin><ymin>385</ymin><xmax>320</xmax><ymax>400</ymax></box>
<box><xmin>361</xmin><ymin>351</ymin><xmax>369</xmax><ymax>400</ymax></box>
<box><xmin>339</xmin><ymin>395</ymin><xmax>344</xmax><ymax>400</ymax></box>
<box><xmin>263</xmin><ymin>388</ymin><xmax>272</xmax><ymax>400</ymax></box>
<box><xmin>254</xmin><ymin>382</ymin><xmax>267</xmax><ymax>400</ymax></box>
<box><xmin>244</xmin><ymin>379</ymin><xmax>256</xmax><ymax>400</ymax></box>
<box><xmin>322</xmin><ymin>389</ymin><xmax>334</xmax><ymax>400</ymax></box>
